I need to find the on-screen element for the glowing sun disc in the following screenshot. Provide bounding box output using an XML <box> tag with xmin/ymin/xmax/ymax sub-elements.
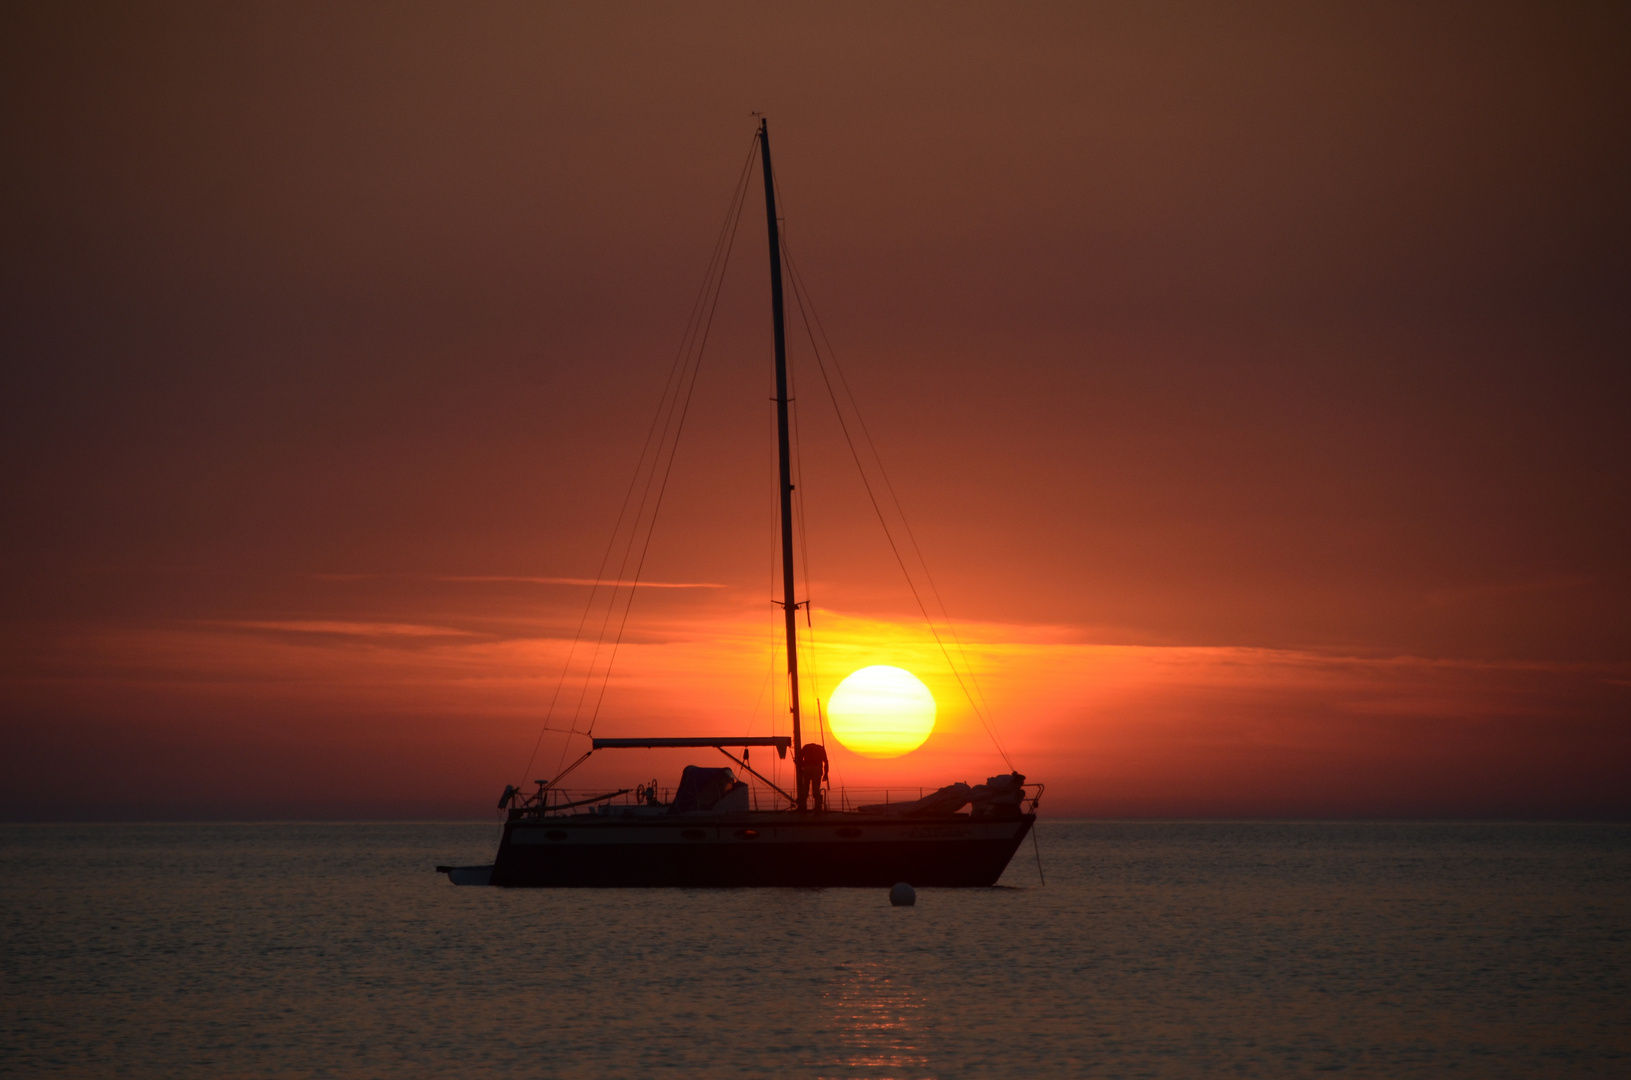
<box><xmin>826</xmin><ymin>665</ymin><xmax>936</xmax><ymax>758</ymax></box>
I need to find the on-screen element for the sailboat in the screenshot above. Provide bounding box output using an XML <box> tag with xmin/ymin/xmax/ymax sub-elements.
<box><xmin>438</xmin><ymin>121</ymin><xmax>1040</xmax><ymax>888</ymax></box>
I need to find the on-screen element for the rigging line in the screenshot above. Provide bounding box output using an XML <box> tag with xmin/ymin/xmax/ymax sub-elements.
<box><xmin>526</xmin><ymin>240</ymin><xmax>725</xmax><ymax>785</ymax></box>
<box><xmin>770</xmin><ymin>389</ymin><xmax>787</xmax><ymax>759</ymax></box>
<box><xmin>780</xmin><ymin>236</ymin><xmax>1014</xmax><ymax>769</ymax></box>
<box><xmin>582</xmin><ymin>312</ymin><xmax>715</xmax><ymax>734</ymax></box>
<box><xmin>568</xmin><ymin>140</ymin><xmax>759</xmax><ymax>730</ymax></box>
<box><xmin>537</xmin><ymin>134</ymin><xmax>759</xmax><ymax>780</ymax></box>
<box><xmin>786</xmin><ymin>308</ymin><xmax>823</xmax><ymax>722</ymax></box>
<box><xmin>526</xmin><ymin>221</ymin><xmax>726</xmax><ymax>775</ymax></box>
<box><xmin>766</xmin><ymin>180</ymin><xmax>835</xmax><ymax>788</ymax></box>
<box><xmin>786</xmin><ymin>416</ymin><xmax>828</xmax><ymax>770</ymax></box>
<box><xmin>778</xmin><ymin>236</ymin><xmax>1006</xmax><ymax>743</ymax></box>
<box><xmin>748</xmin><ymin>390</ymin><xmax>782</xmax><ymax>737</ymax></box>
<box><xmin>779</xmin><ymin>245</ymin><xmax>1004</xmax><ymax>737</ymax></box>
<box><xmin>786</xmin><ymin>338</ymin><xmax>840</xmax><ymax>787</ymax></box>
<box><xmin>744</xmin><ymin>620</ymin><xmax>778</xmax><ymax>737</ymax></box>
<box><xmin>582</xmin><ymin>136</ymin><xmax>756</xmax><ymax>735</ymax></box>
<box><xmin>564</xmin><ymin>322</ymin><xmax>694</xmax><ymax>728</ymax></box>
<box><xmin>523</xmin><ymin>203</ymin><xmax>735</xmax><ymax>788</ymax></box>
<box><xmin>782</xmin><ymin>281</ymin><xmax>839</xmax><ymax>795</ymax></box>
<box><xmin>563</xmin><ymin>135</ymin><xmax>759</xmax><ymax>736</ymax></box>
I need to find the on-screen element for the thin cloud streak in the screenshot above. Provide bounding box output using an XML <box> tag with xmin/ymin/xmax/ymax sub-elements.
<box><xmin>2</xmin><ymin>608</ymin><xmax>1624</xmax><ymax>819</ymax></box>
<box><xmin>437</xmin><ymin>576</ymin><xmax>727</xmax><ymax>589</ymax></box>
<box><xmin>307</xmin><ymin>573</ymin><xmax>725</xmax><ymax>589</ymax></box>
<box><xmin>222</xmin><ymin>620</ymin><xmax>478</xmax><ymax>638</ymax></box>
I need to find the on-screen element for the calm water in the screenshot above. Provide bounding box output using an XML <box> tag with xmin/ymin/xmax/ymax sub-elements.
<box><xmin>1</xmin><ymin>822</ymin><xmax>1626</xmax><ymax>1078</ymax></box>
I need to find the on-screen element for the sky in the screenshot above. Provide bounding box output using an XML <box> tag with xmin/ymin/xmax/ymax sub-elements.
<box><xmin>3</xmin><ymin>1</ymin><xmax>1628</xmax><ymax>820</ymax></box>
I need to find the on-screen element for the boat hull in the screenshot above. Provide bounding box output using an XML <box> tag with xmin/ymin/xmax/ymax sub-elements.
<box><xmin>483</xmin><ymin>812</ymin><xmax>1035</xmax><ymax>887</ymax></box>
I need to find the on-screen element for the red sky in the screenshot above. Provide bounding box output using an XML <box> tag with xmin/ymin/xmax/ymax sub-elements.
<box><xmin>3</xmin><ymin>2</ymin><xmax>1627</xmax><ymax>819</ymax></box>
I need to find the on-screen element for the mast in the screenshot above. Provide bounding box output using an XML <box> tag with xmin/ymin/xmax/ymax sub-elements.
<box><xmin>758</xmin><ymin>119</ymin><xmax>805</xmax><ymax>802</ymax></box>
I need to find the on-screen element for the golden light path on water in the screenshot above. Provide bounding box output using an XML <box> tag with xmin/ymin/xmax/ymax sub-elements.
<box><xmin>825</xmin><ymin>665</ymin><xmax>937</xmax><ymax>758</ymax></box>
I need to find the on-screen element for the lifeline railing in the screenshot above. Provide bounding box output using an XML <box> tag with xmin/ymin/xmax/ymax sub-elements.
<box><xmin>503</xmin><ymin>781</ymin><xmax>1044</xmax><ymax>819</ymax></box>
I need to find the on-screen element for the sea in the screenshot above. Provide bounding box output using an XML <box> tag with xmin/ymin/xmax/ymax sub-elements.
<box><xmin>2</xmin><ymin>821</ymin><xmax>1626</xmax><ymax>1078</ymax></box>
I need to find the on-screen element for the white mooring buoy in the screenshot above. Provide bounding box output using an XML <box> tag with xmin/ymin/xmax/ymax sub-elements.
<box><xmin>889</xmin><ymin>881</ymin><xmax>916</xmax><ymax>906</ymax></box>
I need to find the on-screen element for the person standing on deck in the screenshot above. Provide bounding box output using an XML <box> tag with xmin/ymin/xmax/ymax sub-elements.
<box><xmin>797</xmin><ymin>742</ymin><xmax>829</xmax><ymax>811</ymax></box>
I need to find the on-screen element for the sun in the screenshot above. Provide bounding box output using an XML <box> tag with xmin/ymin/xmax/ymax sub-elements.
<box><xmin>825</xmin><ymin>665</ymin><xmax>936</xmax><ymax>758</ymax></box>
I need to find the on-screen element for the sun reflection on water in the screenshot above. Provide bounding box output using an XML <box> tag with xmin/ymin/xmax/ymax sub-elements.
<box><xmin>817</xmin><ymin>961</ymin><xmax>933</xmax><ymax>1080</ymax></box>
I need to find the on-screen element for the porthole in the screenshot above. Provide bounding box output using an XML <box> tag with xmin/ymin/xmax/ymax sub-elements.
<box><xmin>735</xmin><ymin>829</ymin><xmax>760</xmax><ymax>840</ymax></box>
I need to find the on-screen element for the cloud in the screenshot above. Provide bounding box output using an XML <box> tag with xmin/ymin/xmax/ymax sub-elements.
<box><xmin>3</xmin><ymin>607</ymin><xmax>1625</xmax><ymax>819</ymax></box>
<box><xmin>307</xmin><ymin>574</ymin><xmax>725</xmax><ymax>589</ymax></box>
<box><xmin>223</xmin><ymin>620</ymin><xmax>478</xmax><ymax>638</ymax></box>
<box><xmin>435</xmin><ymin>576</ymin><xmax>727</xmax><ymax>589</ymax></box>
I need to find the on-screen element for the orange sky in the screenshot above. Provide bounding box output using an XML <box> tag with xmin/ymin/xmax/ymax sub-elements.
<box><xmin>2</xmin><ymin>3</ymin><xmax>1627</xmax><ymax>819</ymax></box>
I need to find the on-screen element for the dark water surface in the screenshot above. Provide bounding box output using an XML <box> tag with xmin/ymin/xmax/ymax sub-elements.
<box><xmin>2</xmin><ymin>822</ymin><xmax>1626</xmax><ymax>1077</ymax></box>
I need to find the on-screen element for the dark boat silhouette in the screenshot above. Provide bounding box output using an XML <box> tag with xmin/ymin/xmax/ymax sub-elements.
<box><xmin>439</xmin><ymin>121</ymin><xmax>1039</xmax><ymax>888</ymax></box>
